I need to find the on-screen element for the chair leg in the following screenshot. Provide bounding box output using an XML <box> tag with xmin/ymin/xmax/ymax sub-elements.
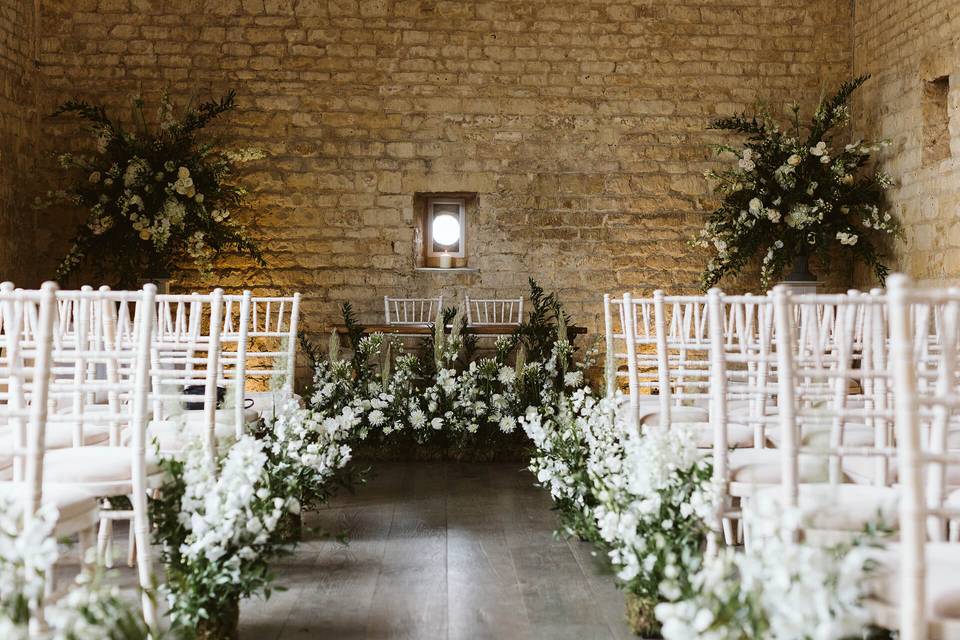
<box><xmin>130</xmin><ymin>488</ymin><xmax>158</xmax><ymax>633</ymax></box>
<box><xmin>78</xmin><ymin>527</ymin><xmax>96</xmax><ymax>567</ymax></box>
<box><xmin>722</xmin><ymin>517</ymin><xmax>736</xmax><ymax>545</ymax></box>
<box><xmin>97</xmin><ymin>503</ymin><xmax>113</xmax><ymax>567</ymax></box>
<box><xmin>127</xmin><ymin>518</ymin><xmax>137</xmax><ymax>568</ymax></box>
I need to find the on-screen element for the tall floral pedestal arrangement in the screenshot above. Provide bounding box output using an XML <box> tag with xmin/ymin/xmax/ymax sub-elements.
<box><xmin>695</xmin><ymin>75</ymin><xmax>900</xmax><ymax>291</ymax></box>
<box><xmin>44</xmin><ymin>91</ymin><xmax>265</xmax><ymax>287</ymax></box>
<box><xmin>779</xmin><ymin>254</ymin><xmax>821</xmax><ymax>293</ymax></box>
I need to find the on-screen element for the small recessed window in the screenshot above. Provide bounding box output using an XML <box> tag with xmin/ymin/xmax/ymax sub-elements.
<box><xmin>923</xmin><ymin>75</ymin><xmax>951</xmax><ymax>166</ymax></box>
<box><xmin>413</xmin><ymin>193</ymin><xmax>474</xmax><ymax>269</ymax></box>
<box><xmin>427</xmin><ymin>198</ymin><xmax>465</xmax><ymax>259</ymax></box>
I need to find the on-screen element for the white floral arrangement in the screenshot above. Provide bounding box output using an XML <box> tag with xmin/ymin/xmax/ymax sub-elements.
<box><xmin>46</xmin><ymin>90</ymin><xmax>265</xmax><ymax>285</ymax></box>
<box><xmin>519</xmin><ymin>389</ymin><xmax>624</xmax><ymax>541</ymax></box>
<box><xmin>265</xmin><ymin>397</ymin><xmax>358</xmax><ymax>510</ymax></box>
<box><xmin>588</xmin><ymin>422</ymin><xmax>719</xmax><ymax>634</ymax></box>
<box><xmin>0</xmin><ymin>496</ymin><xmax>148</xmax><ymax>640</ymax></box>
<box><xmin>696</xmin><ymin>75</ymin><xmax>899</xmax><ymax>288</ymax></box>
<box><xmin>151</xmin><ymin>435</ymin><xmax>295</xmax><ymax>634</ymax></box>
<box><xmin>0</xmin><ymin>498</ymin><xmax>59</xmax><ymax>638</ymax></box>
<box><xmin>655</xmin><ymin>498</ymin><xmax>881</xmax><ymax>640</ymax></box>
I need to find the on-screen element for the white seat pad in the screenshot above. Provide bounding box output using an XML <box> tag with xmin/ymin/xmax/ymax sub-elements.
<box><xmin>752</xmin><ymin>483</ymin><xmax>899</xmax><ymax>532</ymax></box>
<box><xmin>0</xmin><ymin>423</ymin><xmax>111</xmax><ymax>470</ymax></box>
<box><xmin>866</xmin><ymin>542</ymin><xmax>960</xmax><ymax>622</ymax></box>
<box><xmin>726</xmin><ymin>448</ymin><xmax>831</xmax><ymax>485</ymax></box>
<box><xmin>176</xmin><ymin>408</ymin><xmax>260</xmax><ymax>425</ymax></box>
<box><xmin>766</xmin><ymin>423</ymin><xmax>879</xmax><ymax>449</ymax></box>
<box><xmin>42</xmin><ymin>447</ymin><xmax>163</xmax><ymax>486</ymax></box>
<box><xmin>670</xmin><ymin>422</ymin><xmax>756</xmax><ymax>448</ymax></box>
<box><xmin>245</xmin><ymin>391</ymin><xmax>303</xmax><ymax>417</ymax></box>
<box><xmin>144</xmin><ymin>420</ymin><xmax>238</xmax><ymax>452</ymax></box>
<box><xmin>0</xmin><ymin>422</ymin><xmax>111</xmax><ymax>449</ymax></box>
<box><xmin>639</xmin><ymin>405</ymin><xmax>709</xmax><ymax>427</ymax></box>
<box><xmin>0</xmin><ymin>482</ymin><xmax>99</xmax><ymax>523</ymax></box>
<box><xmin>845</xmin><ymin>455</ymin><xmax>960</xmax><ymax>487</ymax></box>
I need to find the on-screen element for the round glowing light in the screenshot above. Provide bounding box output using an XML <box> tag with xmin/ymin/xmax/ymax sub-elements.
<box><xmin>432</xmin><ymin>213</ymin><xmax>461</xmax><ymax>247</ymax></box>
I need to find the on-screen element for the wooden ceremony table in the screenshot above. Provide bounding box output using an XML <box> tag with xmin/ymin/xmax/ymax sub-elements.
<box><xmin>332</xmin><ymin>324</ymin><xmax>588</xmax><ymax>339</ymax></box>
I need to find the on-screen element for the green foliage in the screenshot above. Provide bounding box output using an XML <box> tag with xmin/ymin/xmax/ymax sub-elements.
<box><xmin>512</xmin><ymin>278</ymin><xmax>573</xmax><ymax>363</ymax></box>
<box><xmin>298</xmin><ymin>330</ymin><xmax>322</xmax><ymax>371</ymax></box>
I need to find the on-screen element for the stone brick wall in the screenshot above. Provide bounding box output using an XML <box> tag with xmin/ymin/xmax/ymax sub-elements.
<box><xmin>27</xmin><ymin>0</ymin><xmax>854</xmax><ymax>339</ymax></box>
<box><xmin>0</xmin><ymin>0</ymin><xmax>37</xmax><ymax>285</ymax></box>
<box><xmin>852</xmin><ymin>0</ymin><xmax>960</xmax><ymax>285</ymax></box>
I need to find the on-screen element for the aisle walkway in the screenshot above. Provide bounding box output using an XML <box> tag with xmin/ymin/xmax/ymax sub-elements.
<box><xmin>240</xmin><ymin>462</ymin><xmax>634</xmax><ymax>640</ymax></box>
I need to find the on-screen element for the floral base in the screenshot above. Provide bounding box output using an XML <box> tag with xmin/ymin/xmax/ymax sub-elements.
<box><xmin>276</xmin><ymin>510</ymin><xmax>303</xmax><ymax>544</ymax></box>
<box><xmin>625</xmin><ymin>592</ymin><xmax>662</xmax><ymax>638</ymax></box>
<box><xmin>196</xmin><ymin>597</ymin><xmax>240</xmax><ymax>640</ymax></box>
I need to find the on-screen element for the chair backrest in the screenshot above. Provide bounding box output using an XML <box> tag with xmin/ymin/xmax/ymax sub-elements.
<box><xmin>888</xmin><ymin>274</ymin><xmax>960</xmax><ymax>640</ymax></box>
<box><xmin>222</xmin><ymin>292</ymin><xmax>299</xmax><ymax>399</ymax></box>
<box><xmin>0</xmin><ymin>282</ymin><xmax>57</xmax><ymax>519</ymax></box>
<box><xmin>464</xmin><ymin>296</ymin><xmax>524</xmax><ymax>326</ymax></box>
<box><xmin>707</xmin><ymin>290</ymin><xmax>778</xmax><ymax>493</ymax></box>
<box><xmin>383</xmin><ymin>296</ymin><xmax>443</xmax><ymax>325</ymax></box>
<box><xmin>46</xmin><ymin>286</ymin><xmax>157</xmax><ymax>451</ymax></box>
<box><xmin>607</xmin><ymin>293</ymin><xmax>660</xmax><ymax>426</ymax></box>
<box><xmin>151</xmin><ymin>290</ymin><xmax>227</xmax><ymax>461</ymax></box>
<box><xmin>617</xmin><ymin>292</ymin><xmax>714</xmax><ymax>428</ymax></box>
<box><xmin>771</xmin><ymin>286</ymin><xmax>894</xmax><ymax>505</ymax></box>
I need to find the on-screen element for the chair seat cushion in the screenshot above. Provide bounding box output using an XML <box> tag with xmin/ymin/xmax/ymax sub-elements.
<box><xmin>866</xmin><ymin>542</ymin><xmax>960</xmax><ymax>622</ymax></box>
<box><xmin>0</xmin><ymin>423</ymin><xmax>112</xmax><ymax>470</ymax></box>
<box><xmin>639</xmin><ymin>405</ymin><xmax>709</xmax><ymax>427</ymax></box>
<box><xmin>751</xmin><ymin>483</ymin><xmax>899</xmax><ymax>532</ymax></box>
<box><xmin>726</xmin><ymin>448</ymin><xmax>831</xmax><ymax>485</ymax></box>
<box><xmin>244</xmin><ymin>391</ymin><xmax>302</xmax><ymax>417</ymax></box>
<box><xmin>176</xmin><ymin>408</ymin><xmax>260</xmax><ymax>425</ymax></box>
<box><xmin>144</xmin><ymin>420</ymin><xmax>238</xmax><ymax>452</ymax></box>
<box><xmin>42</xmin><ymin>447</ymin><xmax>163</xmax><ymax>485</ymax></box>
<box><xmin>766</xmin><ymin>423</ymin><xmax>880</xmax><ymax>449</ymax></box>
<box><xmin>844</xmin><ymin>454</ymin><xmax>960</xmax><ymax>487</ymax></box>
<box><xmin>0</xmin><ymin>482</ymin><xmax>99</xmax><ymax>523</ymax></box>
<box><xmin>670</xmin><ymin>422</ymin><xmax>756</xmax><ymax>448</ymax></box>
<box><xmin>0</xmin><ymin>422</ymin><xmax>111</xmax><ymax>449</ymax></box>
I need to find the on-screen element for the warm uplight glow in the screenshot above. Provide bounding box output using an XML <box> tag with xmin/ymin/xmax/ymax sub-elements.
<box><xmin>432</xmin><ymin>213</ymin><xmax>461</xmax><ymax>247</ymax></box>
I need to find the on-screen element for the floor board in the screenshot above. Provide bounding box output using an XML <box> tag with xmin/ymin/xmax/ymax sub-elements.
<box><xmin>73</xmin><ymin>461</ymin><xmax>635</xmax><ymax>639</ymax></box>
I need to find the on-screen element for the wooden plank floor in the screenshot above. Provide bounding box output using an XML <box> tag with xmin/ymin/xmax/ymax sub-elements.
<box><xmin>239</xmin><ymin>462</ymin><xmax>635</xmax><ymax>640</ymax></box>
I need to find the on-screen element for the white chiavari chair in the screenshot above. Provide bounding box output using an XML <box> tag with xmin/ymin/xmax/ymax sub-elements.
<box><xmin>147</xmin><ymin>289</ymin><xmax>243</xmax><ymax>457</ymax></box>
<box><xmin>464</xmin><ymin>296</ymin><xmax>524</xmax><ymax>326</ymax></box>
<box><xmin>863</xmin><ymin>274</ymin><xmax>960</xmax><ymax>639</ymax></box>
<box><xmin>223</xmin><ymin>292</ymin><xmax>301</xmax><ymax>417</ymax></box>
<box><xmin>612</xmin><ymin>292</ymin><xmax>709</xmax><ymax>430</ymax></box>
<box><xmin>384</xmin><ymin>295</ymin><xmax>443</xmax><ymax>326</ymax></box>
<box><xmin>745</xmin><ymin>287</ymin><xmax>899</xmax><ymax>545</ymax></box>
<box><xmin>706</xmin><ymin>290</ymin><xmax>781</xmax><ymax>543</ymax></box>
<box><xmin>22</xmin><ymin>285</ymin><xmax>161</xmax><ymax>630</ymax></box>
<box><xmin>0</xmin><ymin>282</ymin><xmax>101</xmax><ymax>545</ymax></box>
